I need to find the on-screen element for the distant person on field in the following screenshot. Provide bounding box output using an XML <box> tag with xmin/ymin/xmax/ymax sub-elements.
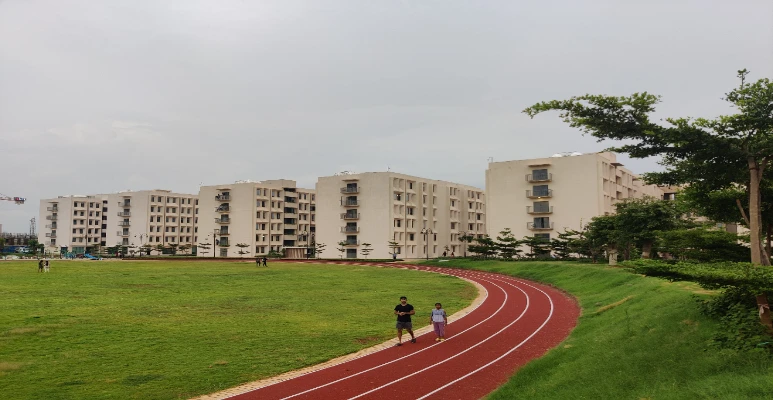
<box><xmin>450</xmin><ymin>251</ymin><xmax>455</xmax><ymax>258</ymax></box>
<box><xmin>38</xmin><ymin>259</ymin><xmax>44</xmax><ymax>273</ymax></box>
<box><xmin>255</xmin><ymin>257</ymin><xmax>261</xmax><ymax>267</ymax></box>
<box><xmin>442</xmin><ymin>251</ymin><xmax>447</xmax><ymax>257</ymax></box>
<box><xmin>394</xmin><ymin>296</ymin><xmax>416</xmax><ymax>346</ymax></box>
<box><xmin>430</xmin><ymin>302</ymin><xmax>448</xmax><ymax>342</ymax></box>
<box><xmin>44</xmin><ymin>259</ymin><xmax>50</xmax><ymax>272</ymax></box>
<box><xmin>262</xmin><ymin>257</ymin><xmax>268</xmax><ymax>267</ymax></box>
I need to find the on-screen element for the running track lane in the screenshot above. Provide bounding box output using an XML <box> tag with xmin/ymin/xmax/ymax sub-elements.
<box><xmin>228</xmin><ymin>262</ymin><xmax>579</xmax><ymax>400</ymax></box>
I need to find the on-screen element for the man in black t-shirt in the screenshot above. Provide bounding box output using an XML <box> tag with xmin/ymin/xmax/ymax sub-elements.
<box><xmin>394</xmin><ymin>296</ymin><xmax>416</xmax><ymax>346</ymax></box>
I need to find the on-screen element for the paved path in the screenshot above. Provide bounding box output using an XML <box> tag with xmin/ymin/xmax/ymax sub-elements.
<box><xmin>206</xmin><ymin>261</ymin><xmax>579</xmax><ymax>400</ymax></box>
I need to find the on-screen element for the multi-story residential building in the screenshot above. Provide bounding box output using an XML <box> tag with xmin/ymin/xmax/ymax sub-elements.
<box><xmin>38</xmin><ymin>195</ymin><xmax>108</xmax><ymax>254</ymax></box>
<box><xmin>196</xmin><ymin>180</ymin><xmax>315</xmax><ymax>258</ymax></box>
<box><xmin>485</xmin><ymin>152</ymin><xmax>665</xmax><ymax>242</ymax></box>
<box><xmin>315</xmin><ymin>172</ymin><xmax>486</xmax><ymax>259</ymax></box>
<box><xmin>38</xmin><ymin>190</ymin><xmax>198</xmax><ymax>255</ymax></box>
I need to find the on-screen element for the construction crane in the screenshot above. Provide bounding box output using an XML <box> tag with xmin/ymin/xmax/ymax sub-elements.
<box><xmin>0</xmin><ymin>193</ymin><xmax>26</xmax><ymax>205</ymax></box>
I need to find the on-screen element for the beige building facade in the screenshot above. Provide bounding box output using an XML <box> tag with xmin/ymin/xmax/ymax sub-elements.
<box><xmin>485</xmin><ymin>152</ymin><xmax>666</xmax><ymax>242</ymax></box>
<box><xmin>38</xmin><ymin>190</ymin><xmax>198</xmax><ymax>255</ymax></box>
<box><xmin>196</xmin><ymin>180</ymin><xmax>315</xmax><ymax>258</ymax></box>
<box><xmin>315</xmin><ymin>172</ymin><xmax>485</xmax><ymax>259</ymax></box>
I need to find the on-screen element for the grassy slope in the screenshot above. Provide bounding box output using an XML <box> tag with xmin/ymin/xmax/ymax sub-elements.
<box><xmin>421</xmin><ymin>259</ymin><xmax>773</xmax><ymax>400</ymax></box>
<box><xmin>0</xmin><ymin>261</ymin><xmax>475</xmax><ymax>400</ymax></box>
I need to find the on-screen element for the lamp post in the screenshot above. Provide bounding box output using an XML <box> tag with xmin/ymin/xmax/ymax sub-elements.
<box><xmin>134</xmin><ymin>233</ymin><xmax>149</xmax><ymax>257</ymax></box>
<box><xmin>421</xmin><ymin>228</ymin><xmax>433</xmax><ymax>260</ymax></box>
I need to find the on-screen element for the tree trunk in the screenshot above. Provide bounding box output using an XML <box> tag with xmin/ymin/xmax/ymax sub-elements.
<box><xmin>748</xmin><ymin>159</ymin><xmax>766</xmax><ymax>265</ymax></box>
<box><xmin>766</xmin><ymin>224</ymin><xmax>772</xmax><ymax>261</ymax></box>
<box><xmin>641</xmin><ymin>240</ymin><xmax>653</xmax><ymax>259</ymax></box>
<box><xmin>756</xmin><ymin>294</ymin><xmax>773</xmax><ymax>332</ymax></box>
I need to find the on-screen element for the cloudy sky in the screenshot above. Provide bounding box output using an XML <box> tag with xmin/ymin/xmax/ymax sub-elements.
<box><xmin>1</xmin><ymin>0</ymin><xmax>772</xmax><ymax>232</ymax></box>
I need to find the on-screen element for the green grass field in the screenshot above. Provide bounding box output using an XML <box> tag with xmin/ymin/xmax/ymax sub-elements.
<box><xmin>421</xmin><ymin>259</ymin><xmax>773</xmax><ymax>400</ymax></box>
<box><xmin>0</xmin><ymin>260</ymin><xmax>475</xmax><ymax>400</ymax></box>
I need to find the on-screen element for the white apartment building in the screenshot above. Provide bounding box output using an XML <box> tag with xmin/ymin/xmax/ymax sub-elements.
<box><xmin>196</xmin><ymin>180</ymin><xmax>315</xmax><ymax>258</ymax></box>
<box><xmin>38</xmin><ymin>190</ymin><xmax>198</xmax><ymax>255</ymax></box>
<box><xmin>315</xmin><ymin>172</ymin><xmax>486</xmax><ymax>259</ymax></box>
<box><xmin>485</xmin><ymin>152</ymin><xmax>666</xmax><ymax>242</ymax></box>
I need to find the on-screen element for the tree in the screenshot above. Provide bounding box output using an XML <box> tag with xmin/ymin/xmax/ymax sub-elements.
<box><xmin>468</xmin><ymin>235</ymin><xmax>497</xmax><ymax>259</ymax></box>
<box><xmin>336</xmin><ymin>241</ymin><xmax>347</xmax><ymax>258</ymax></box>
<box><xmin>314</xmin><ymin>242</ymin><xmax>327</xmax><ymax>259</ymax></box>
<box><xmin>551</xmin><ymin>229</ymin><xmax>579</xmax><ymax>260</ymax></box>
<box><xmin>178</xmin><ymin>244</ymin><xmax>191</xmax><ymax>255</ymax></box>
<box><xmin>154</xmin><ymin>244</ymin><xmax>165</xmax><ymax>256</ymax></box>
<box><xmin>388</xmin><ymin>241</ymin><xmax>400</xmax><ymax>259</ymax></box>
<box><xmin>521</xmin><ymin>236</ymin><xmax>551</xmax><ymax>259</ymax></box>
<box><xmin>167</xmin><ymin>243</ymin><xmax>179</xmax><ymax>255</ymax></box>
<box><xmin>140</xmin><ymin>244</ymin><xmax>153</xmax><ymax>256</ymax></box>
<box><xmin>614</xmin><ymin>197</ymin><xmax>688</xmax><ymax>259</ymax></box>
<box><xmin>197</xmin><ymin>242</ymin><xmax>211</xmax><ymax>256</ymax></box>
<box><xmin>657</xmin><ymin>227</ymin><xmax>750</xmax><ymax>262</ymax></box>
<box><xmin>495</xmin><ymin>228</ymin><xmax>521</xmax><ymax>260</ymax></box>
<box><xmin>0</xmin><ymin>237</ymin><xmax>5</xmax><ymax>252</ymax></box>
<box><xmin>524</xmin><ymin>69</ymin><xmax>773</xmax><ymax>266</ymax></box>
<box><xmin>524</xmin><ymin>70</ymin><xmax>773</xmax><ymax>328</ymax></box>
<box><xmin>235</xmin><ymin>243</ymin><xmax>250</xmax><ymax>257</ymax></box>
<box><xmin>360</xmin><ymin>243</ymin><xmax>373</xmax><ymax>259</ymax></box>
<box><xmin>459</xmin><ymin>234</ymin><xmax>474</xmax><ymax>257</ymax></box>
<box><xmin>27</xmin><ymin>238</ymin><xmax>43</xmax><ymax>256</ymax></box>
<box><xmin>583</xmin><ymin>215</ymin><xmax>620</xmax><ymax>264</ymax></box>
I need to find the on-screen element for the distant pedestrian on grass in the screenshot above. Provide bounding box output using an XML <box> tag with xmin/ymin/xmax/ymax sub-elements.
<box><xmin>262</xmin><ymin>257</ymin><xmax>268</xmax><ymax>267</ymax></box>
<box><xmin>394</xmin><ymin>296</ymin><xmax>416</xmax><ymax>346</ymax></box>
<box><xmin>255</xmin><ymin>258</ymin><xmax>261</xmax><ymax>267</ymax></box>
<box><xmin>430</xmin><ymin>303</ymin><xmax>448</xmax><ymax>342</ymax></box>
<box><xmin>37</xmin><ymin>259</ymin><xmax>44</xmax><ymax>273</ymax></box>
<box><xmin>44</xmin><ymin>259</ymin><xmax>50</xmax><ymax>272</ymax></box>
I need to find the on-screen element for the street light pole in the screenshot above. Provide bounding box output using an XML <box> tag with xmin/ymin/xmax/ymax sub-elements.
<box><xmin>421</xmin><ymin>228</ymin><xmax>433</xmax><ymax>260</ymax></box>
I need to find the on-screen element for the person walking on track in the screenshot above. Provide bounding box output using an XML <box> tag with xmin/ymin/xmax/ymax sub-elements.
<box><xmin>430</xmin><ymin>302</ymin><xmax>448</xmax><ymax>342</ymax></box>
<box><xmin>394</xmin><ymin>296</ymin><xmax>416</xmax><ymax>346</ymax></box>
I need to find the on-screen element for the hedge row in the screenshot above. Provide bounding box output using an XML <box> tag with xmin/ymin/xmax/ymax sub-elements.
<box><xmin>623</xmin><ymin>260</ymin><xmax>773</xmax><ymax>294</ymax></box>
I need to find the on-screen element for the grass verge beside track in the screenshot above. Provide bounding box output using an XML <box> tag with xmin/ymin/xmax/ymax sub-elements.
<box><xmin>0</xmin><ymin>260</ymin><xmax>475</xmax><ymax>399</ymax></box>
<box><xmin>421</xmin><ymin>259</ymin><xmax>773</xmax><ymax>400</ymax></box>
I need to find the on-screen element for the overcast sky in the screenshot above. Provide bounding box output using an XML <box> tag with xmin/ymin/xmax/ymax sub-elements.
<box><xmin>1</xmin><ymin>0</ymin><xmax>772</xmax><ymax>232</ymax></box>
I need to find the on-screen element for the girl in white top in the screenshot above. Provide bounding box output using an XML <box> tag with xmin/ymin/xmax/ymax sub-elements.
<box><xmin>430</xmin><ymin>303</ymin><xmax>448</xmax><ymax>341</ymax></box>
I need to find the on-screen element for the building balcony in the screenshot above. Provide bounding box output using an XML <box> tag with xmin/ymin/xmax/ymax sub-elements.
<box><xmin>341</xmin><ymin>200</ymin><xmax>360</xmax><ymax>207</ymax></box>
<box><xmin>527</xmin><ymin>222</ymin><xmax>554</xmax><ymax>230</ymax></box>
<box><xmin>46</xmin><ymin>241</ymin><xmax>55</xmax><ymax>246</ymax></box>
<box><xmin>215</xmin><ymin>217</ymin><xmax>231</xmax><ymax>224</ymax></box>
<box><xmin>344</xmin><ymin>240</ymin><xmax>360</xmax><ymax>246</ymax></box>
<box><xmin>340</xmin><ymin>187</ymin><xmax>360</xmax><ymax>194</ymax></box>
<box><xmin>117</xmin><ymin>231</ymin><xmax>130</xmax><ymax>236</ymax></box>
<box><xmin>218</xmin><ymin>231</ymin><xmax>230</xmax><ymax>236</ymax></box>
<box><xmin>215</xmin><ymin>194</ymin><xmax>230</xmax><ymax>202</ymax></box>
<box><xmin>46</xmin><ymin>206</ymin><xmax>58</xmax><ymax>212</ymax></box>
<box><xmin>215</xmin><ymin>206</ymin><xmax>230</xmax><ymax>213</ymax></box>
<box><xmin>527</xmin><ymin>206</ymin><xmax>554</xmax><ymax>214</ymax></box>
<box><xmin>117</xmin><ymin>211</ymin><xmax>131</xmax><ymax>217</ymax></box>
<box><xmin>46</xmin><ymin>216</ymin><xmax>58</xmax><ymax>221</ymax></box>
<box><xmin>45</xmin><ymin>233</ymin><xmax>56</xmax><ymax>238</ymax></box>
<box><xmin>526</xmin><ymin>190</ymin><xmax>553</xmax><ymax>199</ymax></box>
<box><xmin>118</xmin><ymin>221</ymin><xmax>130</xmax><ymax>227</ymax></box>
<box><xmin>341</xmin><ymin>213</ymin><xmax>360</xmax><ymax>220</ymax></box>
<box><xmin>526</xmin><ymin>173</ymin><xmax>552</xmax><ymax>183</ymax></box>
<box><xmin>118</xmin><ymin>202</ymin><xmax>132</xmax><ymax>207</ymax></box>
<box><xmin>341</xmin><ymin>227</ymin><xmax>360</xmax><ymax>233</ymax></box>
<box><xmin>219</xmin><ymin>242</ymin><xmax>230</xmax><ymax>247</ymax></box>
<box><xmin>45</xmin><ymin>224</ymin><xmax>56</xmax><ymax>229</ymax></box>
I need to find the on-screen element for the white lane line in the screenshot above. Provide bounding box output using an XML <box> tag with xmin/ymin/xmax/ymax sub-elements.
<box><xmin>415</xmin><ymin>277</ymin><xmax>556</xmax><ymax>400</ymax></box>
<box><xmin>277</xmin><ymin>276</ymin><xmax>514</xmax><ymax>400</ymax></box>
<box><xmin>346</xmin><ymin>278</ymin><xmax>532</xmax><ymax>400</ymax></box>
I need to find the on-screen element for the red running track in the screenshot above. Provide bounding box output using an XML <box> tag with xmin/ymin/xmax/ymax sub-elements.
<box><xmin>228</xmin><ymin>262</ymin><xmax>579</xmax><ymax>400</ymax></box>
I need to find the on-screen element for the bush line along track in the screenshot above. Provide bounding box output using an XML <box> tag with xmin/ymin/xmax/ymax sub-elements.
<box><xmin>196</xmin><ymin>261</ymin><xmax>580</xmax><ymax>400</ymax></box>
